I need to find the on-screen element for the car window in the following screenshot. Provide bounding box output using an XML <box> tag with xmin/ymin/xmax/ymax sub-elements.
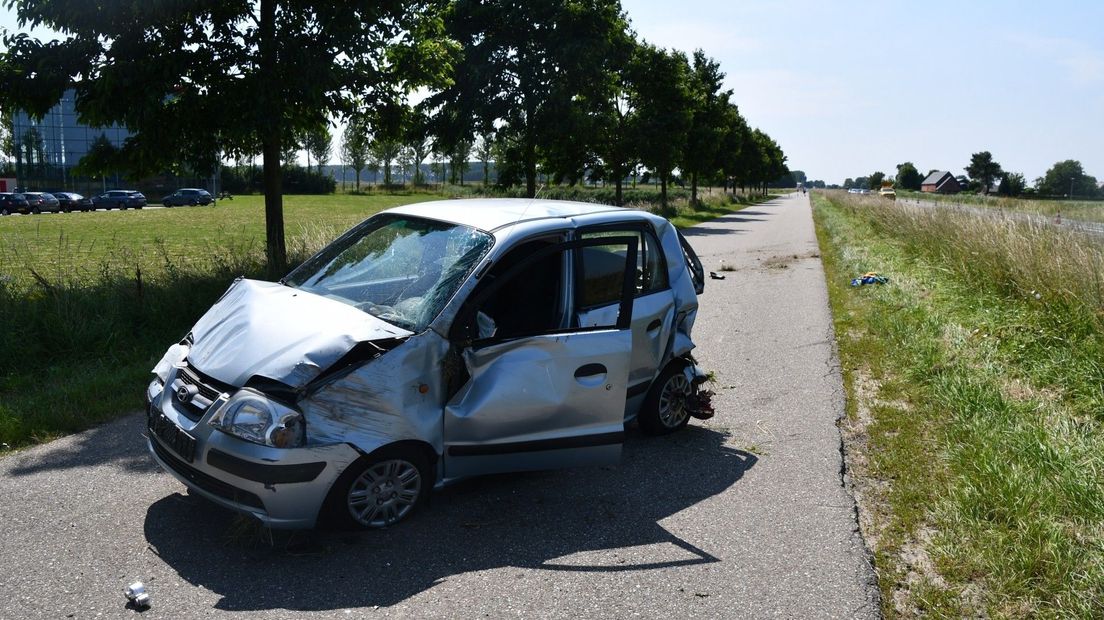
<box><xmin>286</xmin><ymin>214</ymin><xmax>493</xmax><ymax>332</ymax></box>
<box><xmin>581</xmin><ymin>229</ymin><xmax>667</xmax><ymax>297</ymax></box>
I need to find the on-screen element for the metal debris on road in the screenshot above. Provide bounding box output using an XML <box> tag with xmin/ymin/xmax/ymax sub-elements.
<box><xmin>709</xmin><ymin>271</ymin><xmax>726</xmax><ymax>280</ymax></box>
<box><xmin>123</xmin><ymin>582</ymin><xmax>150</xmax><ymax>609</ymax></box>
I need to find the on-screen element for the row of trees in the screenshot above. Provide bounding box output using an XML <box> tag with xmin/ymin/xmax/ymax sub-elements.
<box><xmin>845</xmin><ymin>153</ymin><xmax>1101</xmax><ymax>199</ymax></box>
<box><xmin>0</xmin><ymin>0</ymin><xmax>786</xmax><ymax>272</ymax></box>
<box><xmin>335</xmin><ymin>9</ymin><xmax>787</xmax><ymax>208</ymax></box>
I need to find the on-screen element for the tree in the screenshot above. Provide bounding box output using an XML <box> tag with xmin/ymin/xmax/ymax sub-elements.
<box><xmin>474</xmin><ymin>131</ymin><xmax>494</xmax><ymax>187</ymax></box>
<box><xmin>998</xmin><ymin>172</ymin><xmax>1026</xmax><ymax>197</ymax></box>
<box><xmin>895</xmin><ymin>162</ymin><xmax>922</xmax><ymax>191</ymax></box>
<box><xmin>370</xmin><ymin>136</ymin><xmax>402</xmax><ymax>187</ymax></box>
<box><xmin>681</xmin><ymin>50</ymin><xmax>731</xmax><ymax>205</ymax></box>
<box><xmin>303</xmin><ymin>124</ymin><xmax>333</xmax><ymax>174</ymax></box>
<box><xmin>71</xmin><ymin>133</ymin><xmax>117</xmax><ymax>182</ymax></box>
<box><xmin>589</xmin><ymin>35</ymin><xmax>640</xmax><ymax>205</ymax></box>
<box><xmin>428</xmin><ymin>0</ymin><xmax>628</xmax><ymax>198</ymax></box>
<box><xmin>1036</xmin><ymin>160</ymin><xmax>1100</xmax><ymax>198</ymax></box>
<box><xmin>717</xmin><ymin>103</ymin><xmax>750</xmax><ymax>194</ymax></box>
<box><xmin>0</xmin><ymin>1</ymin><xmax>453</xmax><ymax>274</ymax></box>
<box><xmin>341</xmin><ymin>116</ymin><xmax>370</xmax><ymax>191</ymax></box>
<box><xmin>854</xmin><ymin>176</ymin><xmax>869</xmax><ymax>190</ymax></box>
<box><xmin>966</xmin><ymin>151</ymin><xmax>1003</xmax><ymax>194</ymax></box>
<box><xmin>843</xmin><ymin>178</ymin><xmax>854</xmax><ymax>189</ymax></box>
<box><xmin>868</xmin><ymin>172</ymin><xmax>885</xmax><ymax>190</ymax></box>
<box><xmin>631</xmin><ymin>45</ymin><xmax>693</xmax><ymax>210</ymax></box>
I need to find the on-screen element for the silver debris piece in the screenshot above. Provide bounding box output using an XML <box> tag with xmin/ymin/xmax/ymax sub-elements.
<box><xmin>124</xmin><ymin>582</ymin><xmax>151</xmax><ymax>608</ymax></box>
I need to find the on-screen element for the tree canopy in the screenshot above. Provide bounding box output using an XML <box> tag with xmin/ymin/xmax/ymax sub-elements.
<box><xmin>895</xmin><ymin>162</ymin><xmax>922</xmax><ymax>191</ymax></box>
<box><xmin>966</xmin><ymin>151</ymin><xmax>1003</xmax><ymax>195</ymax></box>
<box><xmin>1036</xmin><ymin>160</ymin><xmax>1100</xmax><ymax>198</ymax></box>
<box><xmin>0</xmin><ymin>0</ymin><xmax>453</xmax><ymax>273</ymax></box>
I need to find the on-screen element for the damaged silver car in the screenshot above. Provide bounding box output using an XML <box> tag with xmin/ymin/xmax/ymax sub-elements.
<box><xmin>146</xmin><ymin>199</ymin><xmax>709</xmax><ymax>529</ymax></box>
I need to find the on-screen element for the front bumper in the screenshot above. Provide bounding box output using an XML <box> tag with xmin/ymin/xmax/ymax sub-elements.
<box><xmin>145</xmin><ymin>376</ymin><xmax>361</xmax><ymax>529</ymax></box>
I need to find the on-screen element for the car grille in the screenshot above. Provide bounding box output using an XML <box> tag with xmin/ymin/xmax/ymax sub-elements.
<box><xmin>151</xmin><ymin>437</ymin><xmax>265</xmax><ymax>510</ymax></box>
<box><xmin>172</xmin><ymin>364</ymin><xmax>231</xmax><ymax>422</ymax></box>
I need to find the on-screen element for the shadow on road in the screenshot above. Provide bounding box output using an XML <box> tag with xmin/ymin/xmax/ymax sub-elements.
<box><xmin>143</xmin><ymin>425</ymin><xmax>755</xmax><ymax>612</ymax></box>
<box><xmin>6</xmin><ymin>413</ymin><xmax>158</xmax><ymax>477</ymax></box>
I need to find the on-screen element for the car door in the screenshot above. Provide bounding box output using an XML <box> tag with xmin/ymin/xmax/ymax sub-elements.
<box><xmin>576</xmin><ymin>225</ymin><xmax>676</xmax><ymax>408</ymax></box>
<box><xmin>443</xmin><ymin>235</ymin><xmax>638</xmax><ymax>479</ymax></box>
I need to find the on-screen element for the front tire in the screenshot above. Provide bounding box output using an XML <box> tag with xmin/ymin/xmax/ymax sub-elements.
<box><xmin>322</xmin><ymin>446</ymin><xmax>432</xmax><ymax>530</ymax></box>
<box><xmin>638</xmin><ymin>361</ymin><xmax>694</xmax><ymax>436</ymax></box>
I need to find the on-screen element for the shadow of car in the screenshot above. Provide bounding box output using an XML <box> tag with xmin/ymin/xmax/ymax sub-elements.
<box><xmin>143</xmin><ymin>425</ymin><xmax>755</xmax><ymax>612</ymax></box>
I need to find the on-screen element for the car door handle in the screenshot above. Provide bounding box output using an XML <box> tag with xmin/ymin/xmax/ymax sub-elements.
<box><xmin>574</xmin><ymin>363</ymin><xmax>607</xmax><ymax>378</ymax></box>
<box><xmin>646</xmin><ymin>319</ymin><xmax>662</xmax><ymax>332</ymax></box>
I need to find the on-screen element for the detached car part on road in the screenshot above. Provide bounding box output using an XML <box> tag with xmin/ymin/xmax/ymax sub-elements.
<box><xmin>146</xmin><ymin>199</ymin><xmax>709</xmax><ymax>530</ymax></box>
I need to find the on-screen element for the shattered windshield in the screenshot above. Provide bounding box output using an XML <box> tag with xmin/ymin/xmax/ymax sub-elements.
<box><xmin>284</xmin><ymin>214</ymin><xmax>493</xmax><ymax>332</ymax></box>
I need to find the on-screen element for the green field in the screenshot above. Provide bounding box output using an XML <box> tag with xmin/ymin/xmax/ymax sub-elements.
<box><xmin>0</xmin><ymin>193</ymin><xmax>438</xmax><ymax>288</ymax></box>
<box><xmin>814</xmin><ymin>191</ymin><xmax>1104</xmax><ymax>616</ymax></box>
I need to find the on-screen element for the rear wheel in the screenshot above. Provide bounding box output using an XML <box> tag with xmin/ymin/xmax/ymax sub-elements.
<box><xmin>638</xmin><ymin>361</ymin><xmax>693</xmax><ymax>436</ymax></box>
<box><xmin>322</xmin><ymin>445</ymin><xmax>432</xmax><ymax>530</ymax></box>
<box><xmin>1</xmin><ymin>207</ymin><xmax>9</xmax><ymax>216</ymax></box>
<box><xmin>32</xmin><ymin>206</ymin><xmax>41</xmax><ymax>214</ymax></box>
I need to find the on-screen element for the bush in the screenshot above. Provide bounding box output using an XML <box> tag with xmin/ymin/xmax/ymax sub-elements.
<box><xmin>220</xmin><ymin>165</ymin><xmax>335</xmax><ymax>194</ymax></box>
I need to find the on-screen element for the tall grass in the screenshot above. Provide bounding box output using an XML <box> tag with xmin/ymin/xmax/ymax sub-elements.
<box><xmin>897</xmin><ymin>189</ymin><xmax>1104</xmax><ymax>223</ymax></box>
<box><xmin>815</xmin><ymin>191</ymin><xmax>1104</xmax><ymax>616</ymax></box>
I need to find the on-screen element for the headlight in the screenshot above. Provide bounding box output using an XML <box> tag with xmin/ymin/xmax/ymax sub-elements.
<box><xmin>208</xmin><ymin>389</ymin><xmax>305</xmax><ymax>448</ymax></box>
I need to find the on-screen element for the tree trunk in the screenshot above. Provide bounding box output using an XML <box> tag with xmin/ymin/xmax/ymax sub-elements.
<box><xmin>259</xmin><ymin>0</ymin><xmax>285</xmax><ymax>276</ymax></box>
<box><xmin>615</xmin><ymin>178</ymin><xmax>623</xmax><ymax>206</ymax></box>
<box><xmin>691</xmin><ymin>171</ymin><xmax>698</xmax><ymax>206</ymax></box>
<box><xmin>660</xmin><ymin>172</ymin><xmax>668</xmax><ymax>211</ymax></box>
<box><xmin>262</xmin><ymin>134</ymin><xmax>286</xmax><ymax>277</ymax></box>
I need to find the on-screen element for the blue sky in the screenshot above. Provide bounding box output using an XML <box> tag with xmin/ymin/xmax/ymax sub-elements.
<box><xmin>622</xmin><ymin>0</ymin><xmax>1104</xmax><ymax>184</ymax></box>
<box><xmin>4</xmin><ymin>2</ymin><xmax>1103</xmax><ymax>185</ymax></box>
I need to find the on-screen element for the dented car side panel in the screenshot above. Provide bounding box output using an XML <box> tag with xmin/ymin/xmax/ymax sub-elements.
<box><xmin>443</xmin><ymin>329</ymin><xmax>632</xmax><ymax>479</ymax></box>
<box><xmin>300</xmin><ymin>332</ymin><xmax>450</xmax><ymax>457</ymax></box>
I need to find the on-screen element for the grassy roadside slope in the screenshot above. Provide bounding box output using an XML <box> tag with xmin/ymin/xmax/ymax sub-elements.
<box><xmin>813</xmin><ymin>191</ymin><xmax>1104</xmax><ymax>617</ymax></box>
<box><xmin>0</xmin><ymin>190</ymin><xmax>766</xmax><ymax>449</ymax></box>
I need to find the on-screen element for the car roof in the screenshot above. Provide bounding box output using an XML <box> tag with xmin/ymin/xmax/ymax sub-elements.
<box><xmin>386</xmin><ymin>198</ymin><xmax>633</xmax><ymax>233</ymax></box>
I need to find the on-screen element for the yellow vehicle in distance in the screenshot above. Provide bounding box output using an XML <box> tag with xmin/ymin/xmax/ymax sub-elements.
<box><xmin>879</xmin><ymin>181</ymin><xmax>896</xmax><ymax>200</ymax></box>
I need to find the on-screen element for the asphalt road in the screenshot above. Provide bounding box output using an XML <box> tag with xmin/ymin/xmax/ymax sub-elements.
<box><xmin>0</xmin><ymin>192</ymin><xmax>878</xmax><ymax>619</ymax></box>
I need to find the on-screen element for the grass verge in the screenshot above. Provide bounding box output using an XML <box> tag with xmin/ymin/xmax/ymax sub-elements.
<box><xmin>813</xmin><ymin>191</ymin><xmax>1104</xmax><ymax>616</ymax></box>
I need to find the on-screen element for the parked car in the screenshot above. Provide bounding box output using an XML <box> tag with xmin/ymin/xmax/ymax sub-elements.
<box><xmin>92</xmin><ymin>190</ymin><xmax>147</xmax><ymax>210</ymax></box>
<box><xmin>0</xmin><ymin>193</ymin><xmax>31</xmax><ymax>215</ymax></box>
<box><xmin>52</xmin><ymin>192</ymin><xmax>95</xmax><ymax>212</ymax></box>
<box><xmin>162</xmin><ymin>188</ymin><xmax>214</xmax><ymax>207</ymax></box>
<box><xmin>22</xmin><ymin>192</ymin><xmax>61</xmax><ymax>213</ymax></box>
<box><xmin>146</xmin><ymin>199</ymin><xmax>709</xmax><ymax>530</ymax></box>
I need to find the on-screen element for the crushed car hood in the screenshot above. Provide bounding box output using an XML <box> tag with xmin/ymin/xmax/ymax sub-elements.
<box><xmin>187</xmin><ymin>279</ymin><xmax>412</xmax><ymax>389</ymax></box>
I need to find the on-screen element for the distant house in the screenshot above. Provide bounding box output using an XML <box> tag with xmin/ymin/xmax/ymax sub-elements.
<box><xmin>921</xmin><ymin>170</ymin><xmax>960</xmax><ymax>194</ymax></box>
